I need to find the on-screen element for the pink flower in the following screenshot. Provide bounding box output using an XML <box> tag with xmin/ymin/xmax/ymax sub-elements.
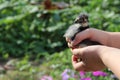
<box><xmin>81</xmin><ymin>77</ymin><xmax>92</xmax><ymax>80</ymax></box>
<box><xmin>40</xmin><ymin>75</ymin><xmax>53</xmax><ymax>80</ymax></box>
<box><xmin>79</xmin><ymin>71</ymin><xmax>86</xmax><ymax>76</ymax></box>
<box><xmin>92</xmin><ymin>71</ymin><xmax>107</xmax><ymax>77</ymax></box>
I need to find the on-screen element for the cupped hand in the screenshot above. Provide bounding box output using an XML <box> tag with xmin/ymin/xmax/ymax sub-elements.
<box><xmin>71</xmin><ymin>45</ymin><xmax>107</xmax><ymax>71</ymax></box>
<box><xmin>66</xmin><ymin>28</ymin><xmax>109</xmax><ymax>48</ymax></box>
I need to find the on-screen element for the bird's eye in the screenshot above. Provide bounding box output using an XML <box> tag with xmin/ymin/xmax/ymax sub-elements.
<box><xmin>82</xmin><ymin>18</ymin><xmax>84</xmax><ymax>21</ymax></box>
<box><xmin>85</xmin><ymin>16</ymin><xmax>88</xmax><ymax>19</ymax></box>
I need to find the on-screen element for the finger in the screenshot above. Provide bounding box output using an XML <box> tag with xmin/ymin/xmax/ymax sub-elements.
<box><xmin>67</xmin><ymin>42</ymin><xmax>73</xmax><ymax>48</ymax></box>
<box><xmin>66</xmin><ymin>37</ymin><xmax>72</xmax><ymax>43</ymax></box>
<box><xmin>71</xmin><ymin>28</ymin><xmax>91</xmax><ymax>46</ymax></box>
<box><xmin>72</xmin><ymin>48</ymin><xmax>83</xmax><ymax>56</ymax></box>
<box><xmin>72</xmin><ymin>55</ymin><xmax>78</xmax><ymax>62</ymax></box>
<box><xmin>72</xmin><ymin>55</ymin><xmax>85</xmax><ymax>71</ymax></box>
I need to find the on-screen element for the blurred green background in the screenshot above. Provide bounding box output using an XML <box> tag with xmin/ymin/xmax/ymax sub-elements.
<box><xmin>0</xmin><ymin>0</ymin><xmax>120</xmax><ymax>80</ymax></box>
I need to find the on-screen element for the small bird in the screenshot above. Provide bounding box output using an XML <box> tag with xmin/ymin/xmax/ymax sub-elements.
<box><xmin>64</xmin><ymin>13</ymin><xmax>101</xmax><ymax>48</ymax></box>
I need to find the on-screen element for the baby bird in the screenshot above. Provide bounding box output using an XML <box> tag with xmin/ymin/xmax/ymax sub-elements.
<box><xmin>64</xmin><ymin>13</ymin><xmax>101</xmax><ymax>48</ymax></box>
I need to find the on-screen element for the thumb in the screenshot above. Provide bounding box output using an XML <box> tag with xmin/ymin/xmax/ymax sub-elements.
<box><xmin>72</xmin><ymin>55</ymin><xmax>85</xmax><ymax>71</ymax></box>
<box><xmin>71</xmin><ymin>28</ymin><xmax>91</xmax><ymax>46</ymax></box>
<box><xmin>72</xmin><ymin>48</ymin><xmax>83</xmax><ymax>56</ymax></box>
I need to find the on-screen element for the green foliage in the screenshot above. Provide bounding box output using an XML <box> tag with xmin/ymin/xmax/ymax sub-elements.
<box><xmin>0</xmin><ymin>49</ymin><xmax>72</xmax><ymax>80</ymax></box>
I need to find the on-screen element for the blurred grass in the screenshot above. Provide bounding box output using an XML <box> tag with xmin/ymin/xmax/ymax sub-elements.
<box><xmin>0</xmin><ymin>49</ymin><xmax>72</xmax><ymax>80</ymax></box>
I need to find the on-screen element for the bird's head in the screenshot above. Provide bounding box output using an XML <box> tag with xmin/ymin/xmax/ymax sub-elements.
<box><xmin>74</xmin><ymin>13</ymin><xmax>89</xmax><ymax>27</ymax></box>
